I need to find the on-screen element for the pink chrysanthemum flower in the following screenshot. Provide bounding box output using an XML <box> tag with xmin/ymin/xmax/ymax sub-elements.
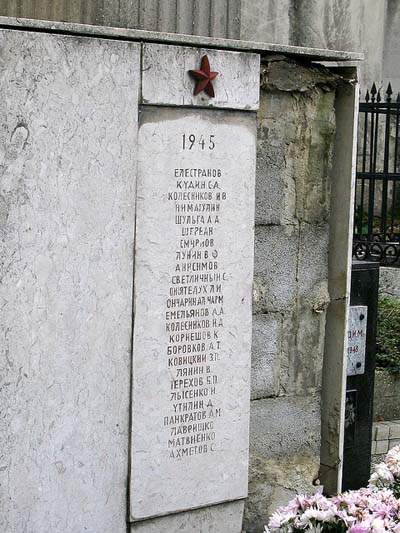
<box><xmin>264</xmin><ymin>445</ymin><xmax>400</xmax><ymax>532</ymax></box>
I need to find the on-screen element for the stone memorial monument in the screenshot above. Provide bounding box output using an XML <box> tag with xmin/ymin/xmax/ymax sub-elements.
<box><xmin>0</xmin><ymin>13</ymin><xmax>362</xmax><ymax>533</ymax></box>
<box><xmin>131</xmin><ymin>45</ymin><xmax>259</xmax><ymax>524</ymax></box>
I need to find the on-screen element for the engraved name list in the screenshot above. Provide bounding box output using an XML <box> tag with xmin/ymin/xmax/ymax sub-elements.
<box><xmin>164</xmin><ymin>154</ymin><xmax>226</xmax><ymax>459</ymax></box>
<box><xmin>131</xmin><ymin>108</ymin><xmax>255</xmax><ymax>519</ymax></box>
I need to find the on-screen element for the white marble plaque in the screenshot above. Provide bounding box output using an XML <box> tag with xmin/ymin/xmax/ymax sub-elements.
<box><xmin>130</xmin><ymin>107</ymin><xmax>256</xmax><ymax>520</ymax></box>
<box><xmin>346</xmin><ymin>306</ymin><xmax>368</xmax><ymax>376</ymax></box>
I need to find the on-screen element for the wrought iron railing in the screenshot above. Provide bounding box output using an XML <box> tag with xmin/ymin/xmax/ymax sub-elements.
<box><xmin>353</xmin><ymin>83</ymin><xmax>400</xmax><ymax>266</ymax></box>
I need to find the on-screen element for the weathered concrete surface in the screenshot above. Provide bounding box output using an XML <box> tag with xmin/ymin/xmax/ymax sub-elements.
<box><xmin>244</xmin><ymin>396</ymin><xmax>321</xmax><ymax>533</ymax></box>
<box><xmin>298</xmin><ymin>223</ymin><xmax>330</xmax><ymax>306</ymax></box>
<box><xmin>280</xmin><ymin>306</ymin><xmax>326</xmax><ymax>397</ymax></box>
<box><xmin>373</xmin><ymin>370</ymin><xmax>400</xmax><ymax>421</ymax></box>
<box><xmin>244</xmin><ymin>58</ymin><xmax>338</xmax><ymax>533</ymax></box>
<box><xmin>0</xmin><ymin>30</ymin><xmax>139</xmax><ymax>532</ymax></box>
<box><xmin>255</xmin><ymin>61</ymin><xmax>337</xmax><ymax>227</ymax></box>
<box><xmin>251</xmin><ymin>314</ymin><xmax>282</xmax><ymax>400</ymax></box>
<box><xmin>245</xmin><ymin>58</ymin><xmax>340</xmax><ymax>531</ymax></box>
<box><xmin>1</xmin><ymin>0</ymin><xmax>385</xmax><ymax>87</ymax></box>
<box><xmin>253</xmin><ymin>224</ymin><xmax>298</xmax><ymax>314</ymax></box>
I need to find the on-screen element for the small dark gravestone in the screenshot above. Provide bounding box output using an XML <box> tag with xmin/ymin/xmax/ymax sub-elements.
<box><xmin>342</xmin><ymin>261</ymin><xmax>379</xmax><ymax>491</ymax></box>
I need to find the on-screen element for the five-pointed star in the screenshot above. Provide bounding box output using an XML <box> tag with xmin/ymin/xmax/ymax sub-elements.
<box><xmin>189</xmin><ymin>55</ymin><xmax>219</xmax><ymax>97</ymax></box>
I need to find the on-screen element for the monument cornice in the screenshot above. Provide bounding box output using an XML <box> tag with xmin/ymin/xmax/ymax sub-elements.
<box><xmin>0</xmin><ymin>15</ymin><xmax>364</xmax><ymax>63</ymax></box>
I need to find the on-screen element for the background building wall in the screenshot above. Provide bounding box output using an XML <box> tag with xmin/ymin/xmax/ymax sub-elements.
<box><xmin>383</xmin><ymin>0</ymin><xmax>400</xmax><ymax>91</ymax></box>
<box><xmin>0</xmin><ymin>0</ymin><xmax>241</xmax><ymax>38</ymax></box>
<box><xmin>240</xmin><ymin>0</ymin><xmax>387</xmax><ymax>92</ymax></box>
<box><xmin>289</xmin><ymin>0</ymin><xmax>386</xmax><ymax>92</ymax></box>
<box><xmin>240</xmin><ymin>0</ymin><xmax>291</xmax><ymax>46</ymax></box>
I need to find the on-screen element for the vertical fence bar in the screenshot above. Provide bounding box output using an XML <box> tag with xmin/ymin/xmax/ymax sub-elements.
<box><xmin>391</xmin><ymin>95</ymin><xmax>400</xmax><ymax>234</ymax></box>
<box><xmin>367</xmin><ymin>85</ymin><xmax>377</xmax><ymax>238</ymax></box>
<box><xmin>358</xmin><ymin>93</ymin><xmax>369</xmax><ymax>235</ymax></box>
<box><xmin>381</xmin><ymin>84</ymin><xmax>392</xmax><ymax>239</ymax></box>
<box><xmin>372</xmin><ymin>91</ymin><xmax>380</xmax><ymax>241</ymax></box>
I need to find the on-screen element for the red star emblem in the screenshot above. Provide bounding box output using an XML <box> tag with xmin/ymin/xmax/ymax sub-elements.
<box><xmin>189</xmin><ymin>55</ymin><xmax>218</xmax><ymax>98</ymax></box>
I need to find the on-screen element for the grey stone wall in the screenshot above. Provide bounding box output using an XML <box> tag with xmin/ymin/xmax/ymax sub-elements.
<box><xmin>243</xmin><ymin>59</ymin><xmax>339</xmax><ymax>533</ymax></box>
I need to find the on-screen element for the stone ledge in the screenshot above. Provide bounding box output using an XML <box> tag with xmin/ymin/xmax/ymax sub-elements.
<box><xmin>0</xmin><ymin>16</ymin><xmax>364</xmax><ymax>61</ymax></box>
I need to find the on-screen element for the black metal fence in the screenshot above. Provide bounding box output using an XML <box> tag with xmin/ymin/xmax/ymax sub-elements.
<box><xmin>353</xmin><ymin>83</ymin><xmax>400</xmax><ymax>266</ymax></box>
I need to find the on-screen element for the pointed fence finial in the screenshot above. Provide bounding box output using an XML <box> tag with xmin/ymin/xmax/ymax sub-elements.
<box><xmin>365</xmin><ymin>89</ymin><xmax>370</xmax><ymax>102</ymax></box>
<box><xmin>371</xmin><ymin>82</ymin><xmax>377</xmax><ymax>102</ymax></box>
<box><xmin>386</xmin><ymin>82</ymin><xmax>393</xmax><ymax>102</ymax></box>
<box><xmin>377</xmin><ymin>88</ymin><xmax>382</xmax><ymax>102</ymax></box>
<box><xmin>397</xmin><ymin>92</ymin><xmax>400</xmax><ymax>103</ymax></box>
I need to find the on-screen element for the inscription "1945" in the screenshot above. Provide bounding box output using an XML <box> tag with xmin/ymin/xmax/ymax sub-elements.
<box><xmin>182</xmin><ymin>134</ymin><xmax>215</xmax><ymax>151</ymax></box>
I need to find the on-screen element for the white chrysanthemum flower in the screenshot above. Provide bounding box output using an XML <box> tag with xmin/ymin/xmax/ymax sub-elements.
<box><xmin>375</xmin><ymin>462</ymin><xmax>395</xmax><ymax>483</ymax></box>
<box><xmin>298</xmin><ymin>507</ymin><xmax>336</xmax><ymax>527</ymax></box>
<box><xmin>371</xmin><ymin>516</ymin><xmax>386</xmax><ymax>533</ymax></box>
<box><xmin>268</xmin><ymin>509</ymin><xmax>296</xmax><ymax>531</ymax></box>
<box><xmin>369</xmin><ymin>472</ymin><xmax>380</xmax><ymax>486</ymax></box>
<box><xmin>386</xmin><ymin>445</ymin><xmax>400</xmax><ymax>475</ymax></box>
